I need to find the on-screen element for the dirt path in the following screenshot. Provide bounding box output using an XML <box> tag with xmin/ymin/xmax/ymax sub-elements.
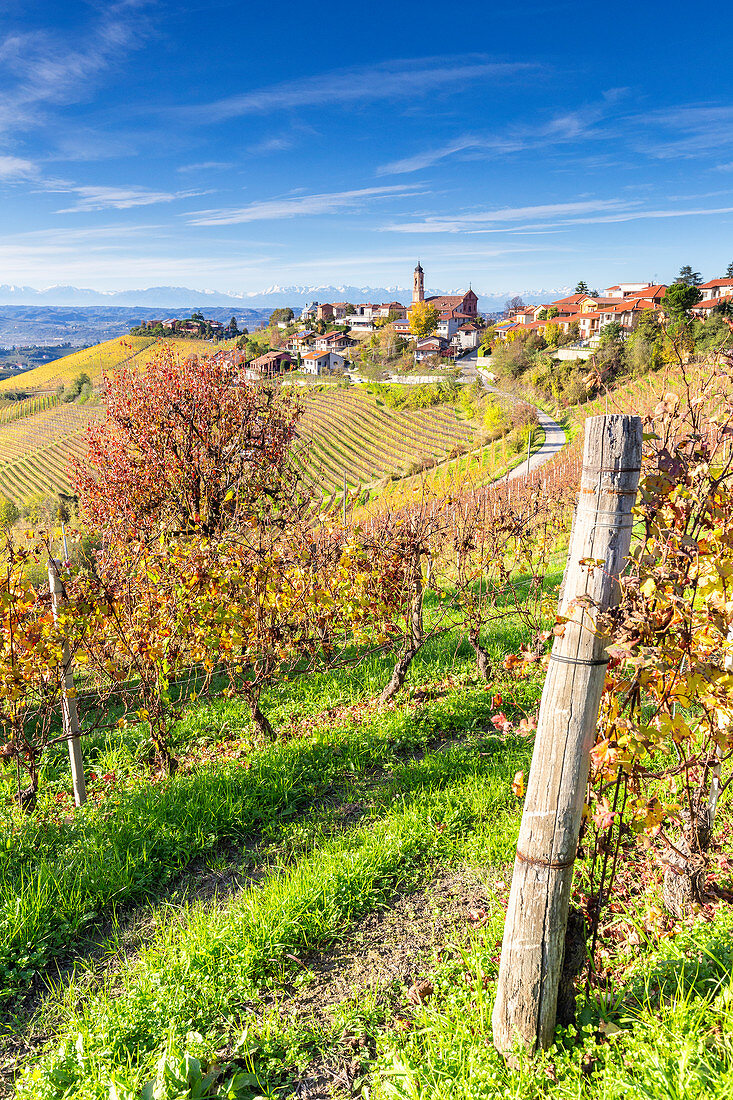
<box><xmin>247</xmin><ymin>867</ymin><xmax>506</xmax><ymax>1099</ymax></box>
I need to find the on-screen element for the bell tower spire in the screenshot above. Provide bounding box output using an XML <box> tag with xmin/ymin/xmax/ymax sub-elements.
<box><xmin>413</xmin><ymin>260</ymin><xmax>424</xmax><ymax>304</ymax></box>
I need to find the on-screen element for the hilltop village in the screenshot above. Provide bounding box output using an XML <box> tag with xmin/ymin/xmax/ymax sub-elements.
<box><xmin>128</xmin><ymin>264</ymin><xmax>733</xmax><ymax>386</ymax></box>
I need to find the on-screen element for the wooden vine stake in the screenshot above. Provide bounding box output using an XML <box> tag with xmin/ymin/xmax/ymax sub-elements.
<box><xmin>48</xmin><ymin>560</ymin><xmax>86</xmax><ymax>807</ymax></box>
<box><xmin>492</xmin><ymin>414</ymin><xmax>642</xmax><ymax>1053</ymax></box>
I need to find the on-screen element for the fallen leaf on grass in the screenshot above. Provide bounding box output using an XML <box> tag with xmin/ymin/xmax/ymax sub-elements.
<box><xmin>407</xmin><ymin>981</ymin><xmax>434</xmax><ymax>1004</ymax></box>
<box><xmin>467</xmin><ymin>907</ymin><xmax>488</xmax><ymax>925</ymax></box>
<box><xmin>512</xmin><ymin>771</ymin><xmax>525</xmax><ymax>798</ymax></box>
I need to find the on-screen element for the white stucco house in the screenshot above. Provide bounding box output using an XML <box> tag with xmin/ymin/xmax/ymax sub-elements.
<box><xmin>301</xmin><ymin>349</ymin><xmax>348</xmax><ymax>375</ymax></box>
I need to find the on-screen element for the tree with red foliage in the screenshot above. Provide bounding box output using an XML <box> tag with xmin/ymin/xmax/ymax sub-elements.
<box><xmin>74</xmin><ymin>345</ymin><xmax>301</xmax><ymax>541</ymax></box>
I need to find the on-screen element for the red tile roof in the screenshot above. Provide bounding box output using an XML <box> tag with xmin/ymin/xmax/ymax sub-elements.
<box><xmin>695</xmin><ymin>294</ymin><xmax>733</xmax><ymax>309</ymax></box>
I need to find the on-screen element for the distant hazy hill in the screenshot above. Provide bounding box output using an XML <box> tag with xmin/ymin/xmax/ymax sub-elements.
<box><xmin>0</xmin><ymin>305</ymin><xmax>271</xmax><ymax>349</ymax></box>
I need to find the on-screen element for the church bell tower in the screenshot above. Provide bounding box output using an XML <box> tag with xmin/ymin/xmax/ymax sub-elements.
<box><xmin>413</xmin><ymin>261</ymin><xmax>424</xmax><ymax>304</ymax></box>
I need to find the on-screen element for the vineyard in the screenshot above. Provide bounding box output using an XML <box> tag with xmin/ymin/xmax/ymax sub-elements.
<box><xmin>0</xmin><ymin>402</ymin><xmax>104</xmax><ymax>502</ymax></box>
<box><xmin>0</xmin><ymin>361</ymin><xmax>500</xmax><ymax>505</ymax></box>
<box><xmin>295</xmin><ymin>387</ymin><xmax>477</xmax><ymax>492</ymax></box>
<box><xmin>0</xmin><ymin>335</ymin><xmax>210</xmax><ymax>395</ymax></box>
<box><xmin>0</xmin><ymin>338</ymin><xmax>228</xmax><ymax>502</ymax></box>
<box><xmin>3</xmin><ymin>345</ymin><xmax>733</xmax><ymax>1099</ymax></box>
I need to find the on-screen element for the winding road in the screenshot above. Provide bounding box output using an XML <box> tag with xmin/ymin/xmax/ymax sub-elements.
<box><xmin>458</xmin><ymin>348</ymin><xmax>567</xmax><ymax>480</ymax></box>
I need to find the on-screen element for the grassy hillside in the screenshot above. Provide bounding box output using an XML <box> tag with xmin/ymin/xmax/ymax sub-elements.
<box><xmin>3</xmin><ymin>583</ymin><xmax>733</xmax><ymax>1099</ymax></box>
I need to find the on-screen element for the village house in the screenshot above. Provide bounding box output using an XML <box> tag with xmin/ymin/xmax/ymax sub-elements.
<box><xmin>314</xmin><ymin>330</ymin><xmax>351</xmax><ymax>352</ymax></box>
<box><xmin>414</xmin><ymin>336</ymin><xmax>455</xmax><ymax>363</ymax></box>
<box><xmin>300</xmin><ymin>302</ymin><xmax>319</xmax><ymax>322</ymax></box>
<box><xmin>692</xmin><ymin>294</ymin><xmax>733</xmax><ymax>318</ymax></box>
<box><xmin>246</xmin><ymin>350</ymin><xmax>293</xmax><ymax>378</ymax></box>
<box><xmin>451</xmin><ymin>323</ymin><xmax>480</xmax><ymax>351</ymax></box>
<box><xmin>698</xmin><ymin>278</ymin><xmax>733</xmax><ymax>302</ymax></box>
<box><xmin>301</xmin><ymin>349</ymin><xmax>348</xmax><ymax>375</ymax></box>
<box><xmin>436</xmin><ymin>316</ymin><xmax>462</xmax><ymax>340</ymax></box>
<box><xmin>591</xmin><ymin>296</ymin><xmax>663</xmax><ymax>332</ymax></box>
<box><xmin>286</xmin><ymin>329</ymin><xmax>316</xmax><ymax>353</ymax></box>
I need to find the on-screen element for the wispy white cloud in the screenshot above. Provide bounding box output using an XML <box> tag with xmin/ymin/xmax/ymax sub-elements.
<box><xmin>0</xmin><ymin>2</ymin><xmax>152</xmax><ymax>137</ymax></box>
<box><xmin>377</xmin><ymin>88</ymin><xmax>630</xmax><ymax>175</ymax></box>
<box><xmin>177</xmin><ymin>160</ymin><xmax>234</xmax><ymax>173</ymax></box>
<box><xmin>46</xmin><ymin>183</ymin><xmax>208</xmax><ymax>213</ymax></box>
<box><xmin>632</xmin><ymin>105</ymin><xmax>733</xmax><ymax>159</ymax></box>
<box><xmin>0</xmin><ymin>155</ymin><xmax>36</xmax><ymax>179</ymax></box>
<box><xmin>186</xmin><ymin>184</ymin><xmax>424</xmax><ymax>226</ymax></box>
<box><xmin>185</xmin><ymin>56</ymin><xmax>536</xmax><ymax>123</ymax></box>
<box><xmin>384</xmin><ymin>198</ymin><xmax>733</xmax><ymax>234</ymax></box>
<box><xmin>384</xmin><ymin>199</ymin><xmax>632</xmax><ymax>233</ymax></box>
<box><xmin>247</xmin><ymin>136</ymin><xmax>296</xmax><ymax>155</ymax></box>
<box><xmin>377</xmin><ymin>135</ymin><xmax>522</xmax><ymax>176</ymax></box>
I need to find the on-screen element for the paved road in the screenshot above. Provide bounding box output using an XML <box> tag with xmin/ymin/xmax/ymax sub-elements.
<box><xmin>505</xmin><ymin>407</ymin><xmax>566</xmax><ymax>482</ymax></box>
<box><xmin>461</xmin><ymin>347</ymin><xmax>567</xmax><ymax>481</ymax></box>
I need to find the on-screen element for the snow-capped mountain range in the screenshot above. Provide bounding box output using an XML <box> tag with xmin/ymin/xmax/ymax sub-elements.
<box><xmin>0</xmin><ymin>282</ymin><xmax>572</xmax><ymax>313</ymax></box>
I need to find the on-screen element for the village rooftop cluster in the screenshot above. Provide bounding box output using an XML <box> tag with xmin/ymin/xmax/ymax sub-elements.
<box><xmin>496</xmin><ymin>276</ymin><xmax>733</xmax><ymax>345</ymax></box>
<box><xmin>134</xmin><ymin>265</ymin><xmax>733</xmax><ymax>379</ymax></box>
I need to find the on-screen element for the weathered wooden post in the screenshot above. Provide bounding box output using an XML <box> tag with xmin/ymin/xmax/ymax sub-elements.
<box><xmin>492</xmin><ymin>414</ymin><xmax>642</xmax><ymax>1053</ymax></box>
<box><xmin>48</xmin><ymin>560</ymin><xmax>86</xmax><ymax>806</ymax></box>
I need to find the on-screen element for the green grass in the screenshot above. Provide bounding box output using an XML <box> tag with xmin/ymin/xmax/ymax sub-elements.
<box><xmin>5</xmin><ymin>547</ymin><xmax>733</xmax><ymax>1100</ymax></box>
<box><xmin>14</xmin><ymin>755</ymin><xmax>525</xmax><ymax>1100</ymax></box>
<box><xmin>0</xmin><ymin>610</ymin><xmax>543</xmax><ymax>1010</ymax></box>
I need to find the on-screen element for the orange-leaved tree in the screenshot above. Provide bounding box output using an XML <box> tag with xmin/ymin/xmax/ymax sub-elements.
<box><xmin>74</xmin><ymin>344</ymin><xmax>301</xmax><ymax>542</ymax></box>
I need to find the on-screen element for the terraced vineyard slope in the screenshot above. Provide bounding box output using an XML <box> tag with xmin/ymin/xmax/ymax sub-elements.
<box><xmin>0</xmin><ymin>360</ymin><xmax>518</xmax><ymax>505</ymax></box>
<box><xmin>296</xmin><ymin>388</ymin><xmax>476</xmax><ymax>495</ymax></box>
<box><xmin>0</xmin><ymin>335</ymin><xmax>211</xmax><ymax>394</ymax></box>
<box><xmin>0</xmin><ymin>402</ymin><xmax>105</xmax><ymax>502</ymax></box>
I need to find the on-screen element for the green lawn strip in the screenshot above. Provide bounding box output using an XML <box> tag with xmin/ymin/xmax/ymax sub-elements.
<box><xmin>0</xmin><ymin>673</ymin><xmax>541</xmax><ymax>1009</ymax></box>
<box><xmin>370</xmin><ymin>906</ymin><xmax>733</xmax><ymax>1100</ymax></box>
<box><xmin>15</xmin><ymin>753</ymin><xmax>526</xmax><ymax>1100</ymax></box>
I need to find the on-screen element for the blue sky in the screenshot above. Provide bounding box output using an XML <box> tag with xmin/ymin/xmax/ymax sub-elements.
<box><xmin>1</xmin><ymin>0</ymin><xmax>732</xmax><ymax>296</ymax></box>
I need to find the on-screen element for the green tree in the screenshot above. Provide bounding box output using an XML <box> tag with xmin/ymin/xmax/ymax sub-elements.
<box><xmin>726</xmin><ymin>261</ymin><xmax>733</xmax><ymax>278</ymax></box>
<box><xmin>190</xmin><ymin>310</ymin><xmax>205</xmax><ymax>322</ymax></box>
<box><xmin>675</xmin><ymin>265</ymin><xmax>702</xmax><ymax>287</ymax></box>
<box><xmin>663</xmin><ymin>282</ymin><xmax>702</xmax><ymax>318</ymax></box>
<box><xmin>228</xmin><ymin>316</ymin><xmax>239</xmax><ymax>335</ymax></box>
<box><xmin>547</xmin><ymin>306</ymin><xmax>559</xmax><ymax>318</ymax></box>
<box><xmin>574</xmin><ymin>280</ymin><xmax>589</xmax><ymax>294</ymax></box>
<box><xmin>63</xmin><ymin>371</ymin><xmax>92</xmax><ymax>403</ymax></box>
<box><xmin>0</xmin><ymin>496</ymin><xmax>19</xmax><ymax>529</ymax></box>
<box><xmin>269</xmin><ymin>307</ymin><xmax>294</xmax><ymax>326</ymax></box>
<box><xmin>599</xmin><ymin>321</ymin><xmax>623</xmax><ymax>342</ymax></box>
<box><xmin>408</xmin><ymin>301</ymin><xmax>439</xmax><ymax>339</ymax></box>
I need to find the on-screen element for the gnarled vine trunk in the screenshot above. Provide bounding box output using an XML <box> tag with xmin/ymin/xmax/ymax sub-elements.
<box><xmin>469</xmin><ymin>628</ymin><xmax>492</xmax><ymax>682</ymax></box>
<box><xmin>380</xmin><ymin>548</ymin><xmax>424</xmax><ymax>704</ymax></box>
<box><xmin>663</xmin><ymin>789</ymin><xmax>710</xmax><ymax>917</ymax></box>
<box><xmin>250</xmin><ymin>698</ymin><xmax>275</xmax><ymax>740</ymax></box>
